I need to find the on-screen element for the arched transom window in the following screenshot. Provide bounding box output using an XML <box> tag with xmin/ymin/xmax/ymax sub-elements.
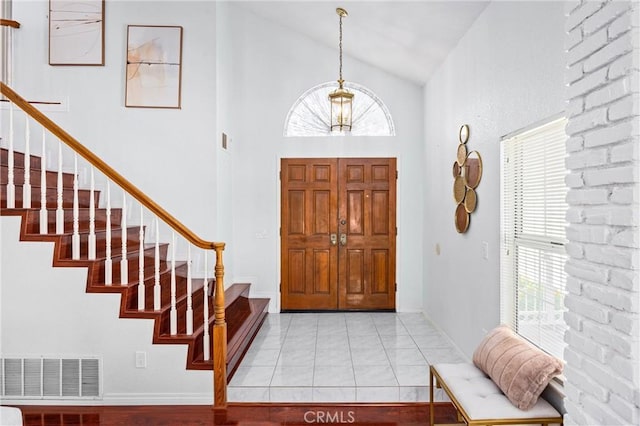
<box><xmin>284</xmin><ymin>81</ymin><xmax>395</xmax><ymax>137</ymax></box>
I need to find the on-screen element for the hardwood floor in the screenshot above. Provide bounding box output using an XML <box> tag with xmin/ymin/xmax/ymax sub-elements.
<box><xmin>15</xmin><ymin>403</ymin><xmax>458</xmax><ymax>425</ymax></box>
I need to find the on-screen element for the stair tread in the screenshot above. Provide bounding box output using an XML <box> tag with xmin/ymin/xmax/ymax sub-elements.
<box><xmin>26</xmin><ymin>224</ymin><xmax>138</xmax><ymax>238</ymax></box>
<box><xmin>57</xmin><ymin>242</ymin><xmax>167</xmax><ymax>264</ymax></box>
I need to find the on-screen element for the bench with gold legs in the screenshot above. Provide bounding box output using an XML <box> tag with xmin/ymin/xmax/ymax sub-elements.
<box><xmin>429</xmin><ymin>364</ymin><xmax>563</xmax><ymax>426</ymax></box>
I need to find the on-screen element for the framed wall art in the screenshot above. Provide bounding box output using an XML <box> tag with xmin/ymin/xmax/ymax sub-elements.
<box><xmin>49</xmin><ymin>0</ymin><xmax>105</xmax><ymax>65</ymax></box>
<box><xmin>125</xmin><ymin>25</ymin><xmax>183</xmax><ymax>109</ymax></box>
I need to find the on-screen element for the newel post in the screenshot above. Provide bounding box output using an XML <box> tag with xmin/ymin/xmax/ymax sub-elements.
<box><xmin>213</xmin><ymin>243</ymin><xmax>227</xmax><ymax>409</ymax></box>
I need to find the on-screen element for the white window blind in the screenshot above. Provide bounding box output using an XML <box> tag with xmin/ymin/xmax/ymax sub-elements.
<box><xmin>500</xmin><ymin>117</ymin><xmax>568</xmax><ymax>360</ymax></box>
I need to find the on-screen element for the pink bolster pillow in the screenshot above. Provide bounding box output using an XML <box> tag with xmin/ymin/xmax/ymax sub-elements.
<box><xmin>472</xmin><ymin>325</ymin><xmax>563</xmax><ymax>410</ymax></box>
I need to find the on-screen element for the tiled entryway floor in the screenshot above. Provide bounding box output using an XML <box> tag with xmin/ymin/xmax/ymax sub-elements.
<box><xmin>228</xmin><ymin>312</ymin><xmax>467</xmax><ymax>403</ymax></box>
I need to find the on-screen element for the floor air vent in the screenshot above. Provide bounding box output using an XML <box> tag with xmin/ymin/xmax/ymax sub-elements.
<box><xmin>0</xmin><ymin>357</ymin><xmax>101</xmax><ymax>399</ymax></box>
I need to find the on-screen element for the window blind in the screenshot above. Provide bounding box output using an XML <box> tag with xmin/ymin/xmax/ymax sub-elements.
<box><xmin>500</xmin><ymin>117</ymin><xmax>568</xmax><ymax>360</ymax></box>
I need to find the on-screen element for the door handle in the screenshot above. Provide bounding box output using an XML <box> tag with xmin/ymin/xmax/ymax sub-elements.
<box><xmin>330</xmin><ymin>233</ymin><xmax>337</xmax><ymax>246</ymax></box>
<box><xmin>340</xmin><ymin>233</ymin><xmax>347</xmax><ymax>246</ymax></box>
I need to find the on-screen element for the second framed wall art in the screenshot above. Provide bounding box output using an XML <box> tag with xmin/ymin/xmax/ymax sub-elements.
<box><xmin>125</xmin><ymin>25</ymin><xmax>183</xmax><ymax>109</ymax></box>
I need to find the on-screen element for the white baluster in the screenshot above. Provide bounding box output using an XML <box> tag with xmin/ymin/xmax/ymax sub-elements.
<box><xmin>138</xmin><ymin>206</ymin><xmax>145</xmax><ymax>311</ymax></box>
<box><xmin>104</xmin><ymin>182</ymin><xmax>112</xmax><ymax>285</ymax></box>
<box><xmin>71</xmin><ymin>155</ymin><xmax>80</xmax><ymax>260</ymax></box>
<box><xmin>153</xmin><ymin>218</ymin><xmax>160</xmax><ymax>311</ymax></box>
<box><xmin>186</xmin><ymin>245</ymin><xmax>193</xmax><ymax>335</ymax></box>
<box><xmin>39</xmin><ymin>128</ymin><xmax>47</xmax><ymax>234</ymax></box>
<box><xmin>55</xmin><ymin>140</ymin><xmax>64</xmax><ymax>234</ymax></box>
<box><xmin>6</xmin><ymin>104</ymin><xmax>15</xmax><ymax>208</ymax></box>
<box><xmin>120</xmin><ymin>192</ymin><xmax>128</xmax><ymax>284</ymax></box>
<box><xmin>170</xmin><ymin>232</ymin><xmax>177</xmax><ymax>335</ymax></box>
<box><xmin>202</xmin><ymin>251</ymin><xmax>210</xmax><ymax>361</ymax></box>
<box><xmin>22</xmin><ymin>115</ymin><xmax>31</xmax><ymax>208</ymax></box>
<box><xmin>87</xmin><ymin>168</ymin><xmax>96</xmax><ymax>260</ymax></box>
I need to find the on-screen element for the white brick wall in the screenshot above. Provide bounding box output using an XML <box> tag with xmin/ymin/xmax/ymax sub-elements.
<box><xmin>564</xmin><ymin>1</ymin><xmax>640</xmax><ymax>425</ymax></box>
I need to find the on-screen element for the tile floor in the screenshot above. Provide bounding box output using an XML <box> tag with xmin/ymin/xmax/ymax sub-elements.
<box><xmin>228</xmin><ymin>312</ymin><xmax>467</xmax><ymax>403</ymax></box>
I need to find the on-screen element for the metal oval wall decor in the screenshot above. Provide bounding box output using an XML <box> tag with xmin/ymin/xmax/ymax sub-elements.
<box><xmin>453</xmin><ymin>124</ymin><xmax>482</xmax><ymax>233</ymax></box>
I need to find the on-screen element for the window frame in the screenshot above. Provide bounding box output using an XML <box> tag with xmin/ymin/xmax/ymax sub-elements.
<box><xmin>500</xmin><ymin>115</ymin><xmax>569</xmax><ymax>361</ymax></box>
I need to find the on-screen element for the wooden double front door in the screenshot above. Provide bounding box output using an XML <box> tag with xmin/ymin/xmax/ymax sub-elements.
<box><xmin>280</xmin><ymin>158</ymin><xmax>397</xmax><ymax>311</ymax></box>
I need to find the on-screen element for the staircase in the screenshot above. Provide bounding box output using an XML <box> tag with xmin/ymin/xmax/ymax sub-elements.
<box><xmin>0</xmin><ymin>147</ymin><xmax>270</xmax><ymax>380</ymax></box>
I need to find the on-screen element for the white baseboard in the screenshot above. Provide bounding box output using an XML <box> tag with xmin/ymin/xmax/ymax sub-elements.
<box><xmin>250</xmin><ymin>291</ymin><xmax>279</xmax><ymax>312</ymax></box>
<box><xmin>4</xmin><ymin>393</ymin><xmax>213</xmax><ymax>406</ymax></box>
<box><xmin>103</xmin><ymin>393</ymin><xmax>213</xmax><ymax>405</ymax></box>
<box><xmin>421</xmin><ymin>311</ymin><xmax>471</xmax><ymax>362</ymax></box>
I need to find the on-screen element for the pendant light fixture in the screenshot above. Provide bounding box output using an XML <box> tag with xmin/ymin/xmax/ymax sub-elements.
<box><xmin>328</xmin><ymin>7</ymin><xmax>354</xmax><ymax>133</ymax></box>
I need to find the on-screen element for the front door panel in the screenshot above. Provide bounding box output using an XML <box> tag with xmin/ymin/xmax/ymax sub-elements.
<box><xmin>338</xmin><ymin>158</ymin><xmax>396</xmax><ymax>310</ymax></box>
<box><xmin>281</xmin><ymin>159</ymin><xmax>339</xmax><ymax>310</ymax></box>
<box><xmin>281</xmin><ymin>158</ymin><xmax>396</xmax><ymax>311</ymax></box>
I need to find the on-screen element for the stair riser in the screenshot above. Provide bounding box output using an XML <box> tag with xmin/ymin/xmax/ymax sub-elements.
<box><xmin>124</xmin><ymin>273</ymin><xmax>204</xmax><ymax>313</ymax></box>
<box><xmin>1</xmin><ymin>149</ymin><xmax>43</xmax><ymax>169</ymax></box>
<box><xmin>188</xmin><ymin>297</ymin><xmax>217</xmax><ymax>358</ymax></box>
<box><xmin>23</xmin><ymin>209</ymin><xmax>124</xmax><ymax>234</ymax></box>
<box><xmin>57</xmin><ymin>227</ymin><xmax>145</xmax><ymax>260</ymax></box>
<box><xmin>1</xmin><ymin>165</ymin><xmax>75</xmax><ymax>188</ymax></box>
<box><xmin>226</xmin><ymin>304</ymin><xmax>269</xmax><ymax>379</ymax></box>
<box><xmin>1</xmin><ymin>186</ymin><xmax>99</xmax><ymax>209</ymax></box>
<box><xmin>157</xmin><ymin>281</ymin><xmax>213</xmax><ymax>336</ymax></box>
<box><xmin>94</xmin><ymin>245</ymin><xmax>169</xmax><ymax>285</ymax></box>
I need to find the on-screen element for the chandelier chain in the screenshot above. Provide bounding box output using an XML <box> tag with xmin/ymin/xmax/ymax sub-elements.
<box><xmin>339</xmin><ymin>13</ymin><xmax>343</xmax><ymax>83</ymax></box>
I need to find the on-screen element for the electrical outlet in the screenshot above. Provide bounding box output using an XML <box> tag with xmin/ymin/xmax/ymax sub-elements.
<box><xmin>482</xmin><ymin>241</ymin><xmax>489</xmax><ymax>260</ymax></box>
<box><xmin>135</xmin><ymin>351</ymin><xmax>147</xmax><ymax>368</ymax></box>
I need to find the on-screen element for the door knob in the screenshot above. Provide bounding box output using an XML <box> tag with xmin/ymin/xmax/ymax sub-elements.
<box><xmin>340</xmin><ymin>233</ymin><xmax>347</xmax><ymax>246</ymax></box>
<box><xmin>340</xmin><ymin>218</ymin><xmax>346</xmax><ymax>226</ymax></box>
<box><xmin>330</xmin><ymin>233</ymin><xmax>337</xmax><ymax>245</ymax></box>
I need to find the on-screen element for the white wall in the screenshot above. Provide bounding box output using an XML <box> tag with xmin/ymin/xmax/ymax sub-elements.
<box><xmin>10</xmin><ymin>0</ymin><xmax>218</xmax><ymax>240</ymax></box>
<box><xmin>219</xmin><ymin>4</ymin><xmax>425</xmax><ymax>311</ymax></box>
<box><xmin>563</xmin><ymin>1</ymin><xmax>639</xmax><ymax>424</ymax></box>
<box><xmin>215</xmin><ymin>1</ymin><xmax>235</xmax><ymax>282</ymax></box>
<box><xmin>422</xmin><ymin>1</ymin><xmax>566</xmax><ymax>357</ymax></box>
<box><xmin>0</xmin><ymin>217</ymin><xmax>212</xmax><ymax>404</ymax></box>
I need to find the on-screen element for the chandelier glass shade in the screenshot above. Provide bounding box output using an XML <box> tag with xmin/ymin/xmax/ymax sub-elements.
<box><xmin>329</xmin><ymin>83</ymin><xmax>354</xmax><ymax>133</ymax></box>
<box><xmin>329</xmin><ymin>7</ymin><xmax>353</xmax><ymax>133</ymax></box>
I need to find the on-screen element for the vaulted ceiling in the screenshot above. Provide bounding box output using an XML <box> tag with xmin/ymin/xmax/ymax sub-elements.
<box><xmin>236</xmin><ymin>1</ymin><xmax>490</xmax><ymax>86</ymax></box>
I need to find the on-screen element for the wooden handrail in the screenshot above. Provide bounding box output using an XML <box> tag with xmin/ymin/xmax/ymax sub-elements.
<box><xmin>0</xmin><ymin>19</ymin><xmax>20</xmax><ymax>28</ymax></box>
<box><xmin>0</xmin><ymin>82</ymin><xmax>221</xmax><ymax>251</ymax></box>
